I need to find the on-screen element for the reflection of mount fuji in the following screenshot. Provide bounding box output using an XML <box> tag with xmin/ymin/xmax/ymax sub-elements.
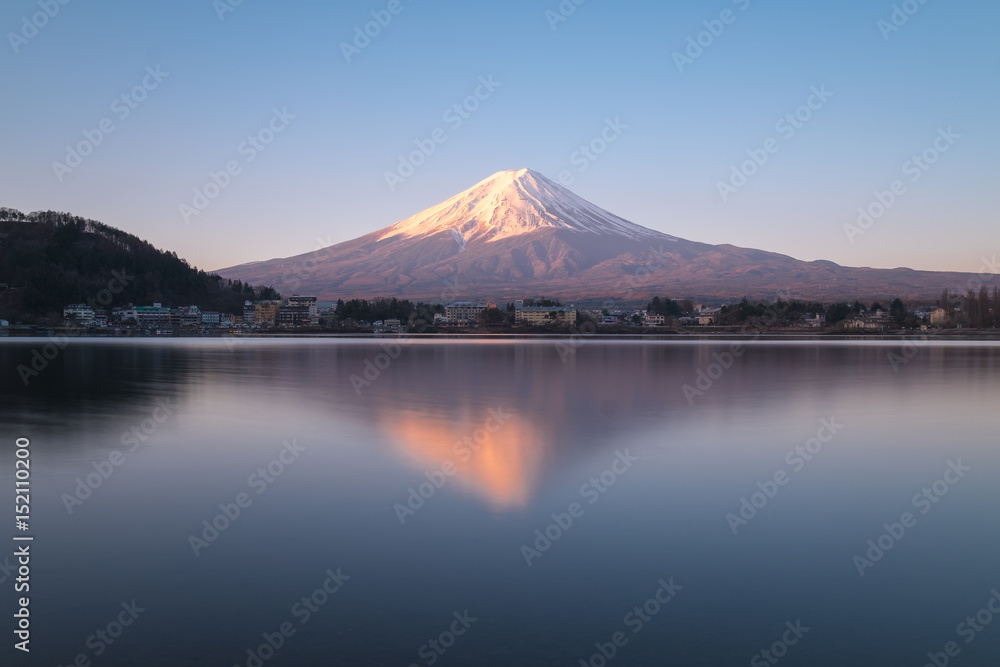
<box><xmin>382</xmin><ymin>408</ymin><xmax>545</xmax><ymax>510</ymax></box>
<box><xmin>345</xmin><ymin>342</ymin><xmax>708</xmax><ymax>510</ymax></box>
<box><xmin>218</xmin><ymin>168</ymin><xmax>980</xmax><ymax>301</ymax></box>
<box><xmin>346</xmin><ymin>341</ymin><xmax>685</xmax><ymax>511</ymax></box>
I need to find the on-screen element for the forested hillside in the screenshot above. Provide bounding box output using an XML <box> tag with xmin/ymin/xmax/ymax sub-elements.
<box><xmin>0</xmin><ymin>208</ymin><xmax>278</xmax><ymax>323</ymax></box>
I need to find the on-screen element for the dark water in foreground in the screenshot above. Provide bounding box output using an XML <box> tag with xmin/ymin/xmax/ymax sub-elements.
<box><xmin>1</xmin><ymin>338</ymin><xmax>999</xmax><ymax>666</ymax></box>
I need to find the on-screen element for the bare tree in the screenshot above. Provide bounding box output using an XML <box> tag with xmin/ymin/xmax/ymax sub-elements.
<box><xmin>979</xmin><ymin>286</ymin><xmax>991</xmax><ymax>328</ymax></box>
<box><xmin>965</xmin><ymin>289</ymin><xmax>979</xmax><ymax>328</ymax></box>
<box><xmin>941</xmin><ymin>289</ymin><xmax>952</xmax><ymax>317</ymax></box>
<box><xmin>993</xmin><ymin>286</ymin><xmax>1000</xmax><ymax>329</ymax></box>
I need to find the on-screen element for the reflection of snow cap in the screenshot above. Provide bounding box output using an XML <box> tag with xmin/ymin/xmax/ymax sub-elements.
<box><xmin>384</xmin><ymin>406</ymin><xmax>543</xmax><ymax>510</ymax></box>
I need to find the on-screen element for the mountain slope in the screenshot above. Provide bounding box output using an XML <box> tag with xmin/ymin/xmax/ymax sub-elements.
<box><xmin>216</xmin><ymin>169</ymin><xmax>983</xmax><ymax>302</ymax></box>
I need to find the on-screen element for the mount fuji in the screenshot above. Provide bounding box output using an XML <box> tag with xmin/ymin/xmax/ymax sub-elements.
<box><xmin>216</xmin><ymin>169</ymin><xmax>977</xmax><ymax>302</ymax></box>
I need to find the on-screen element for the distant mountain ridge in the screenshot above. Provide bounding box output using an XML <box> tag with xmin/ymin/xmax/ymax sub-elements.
<box><xmin>216</xmin><ymin>169</ymin><xmax>985</xmax><ymax>302</ymax></box>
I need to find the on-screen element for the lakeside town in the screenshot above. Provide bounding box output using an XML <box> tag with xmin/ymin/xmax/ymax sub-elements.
<box><xmin>2</xmin><ymin>288</ymin><xmax>997</xmax><ymax>336</ymax></box>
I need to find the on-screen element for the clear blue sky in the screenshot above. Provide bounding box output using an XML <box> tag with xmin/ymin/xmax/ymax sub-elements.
<box><xmin>1</xmin><ymin>0</ymin><xmax>997</xmax><ymax>273</ymax></box>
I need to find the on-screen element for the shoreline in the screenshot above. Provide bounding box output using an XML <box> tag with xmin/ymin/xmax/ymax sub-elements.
<box><xmin>3</xmin><ymin>329</ymin><xmax>1000</xmax><ymax>342</ymax></box>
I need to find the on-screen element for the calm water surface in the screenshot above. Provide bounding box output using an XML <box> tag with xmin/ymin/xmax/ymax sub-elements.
<box><xmin>1</xmin><ymin>338</ymin><xmax>999</xmax><ymax>666</ymax></box>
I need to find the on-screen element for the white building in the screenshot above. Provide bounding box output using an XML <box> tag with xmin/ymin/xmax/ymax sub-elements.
<box><xmin>63</xmin><ymin>304</ymin><xmax>95</xmax><ymax>321</ymax></box>
<box><xmin>445</xmin><ymin>302</ymin><xmax>488</xmax><ymax>324</ymax></box>
<box><xmin>797</xmin><ymin>313</ymin><xmax>826</xmax><ymax>328</ymax></box>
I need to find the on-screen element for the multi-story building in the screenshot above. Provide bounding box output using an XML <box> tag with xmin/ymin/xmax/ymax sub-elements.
<box><xmin>644</xmin><ymin>313</ymin><xmax>666</xmax><ymax>326</ymax></box>
<box><xmin>178</xmin><ymin>306</ymin><xmax>201</xmax><ymax>328</ymax></box>
<box><xmin>135</xmin><ymin>304</ymin><xmax>173</xmax><ymax>329</ymax></box>
<box><xmin>63</xmin><ymin>304</ymin><xmax>95</xmax><ymax>321</ymax></box>
<box><xmin>287</xmin><ymin>295</ymin><xmax>318</xmax><ymax>315</ymax></box>
<box><xmin>697</xmin><ymin>309</ymin><xmax>722</xmax><ymax>325</ymax></box>
<box><xmin>201</xmin><ymin>311</ymin><xmax>221</xmax><ymax>327</ymax></box>
<box><xmin>844</xmin><ymin>313</ymin><xmax>890</xmax><ymax>331</ymax></box>
<box><xmin>278</xmin><ymin>295</ymin><xmax>318</xmax><ymax>327</ymax></box>
<box><xmin>514</xmin><ymin>301</ymin><xmax>576</xmax><ymax>325</ymax></box>
<box><xmin>243</xmin><ymin>301</ymin><xmax>256</xmax><ymax>327</ymax></box>
<box><xmin>254</xmin><ymin>301</ymin><xmax>281</xmax><ymax>327</ymax></box>
<box><xmin>277</xmin><ymin>306</ymin><xmax>309</xmax><ymax>327</ymax></box>
<box><xmin>445</xmin><ymin>302</ymin><xmax>488</xmax><ymax>324</ymax></box>
<box><xmin>930</xmin><ymin>308</ymin><xmax>948</xmax><ymax>325</ymax></box>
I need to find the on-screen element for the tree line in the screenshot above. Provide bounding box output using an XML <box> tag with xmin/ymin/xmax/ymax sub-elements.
<box><xmin>330</xmin><ymin>298</ymin><xmax>443</xmax><ymax>325</ymax></box>
<box><xmin>938</xmin><ymin>288</ymin><xmax>1000</xmax><ymax>328</ymax></box>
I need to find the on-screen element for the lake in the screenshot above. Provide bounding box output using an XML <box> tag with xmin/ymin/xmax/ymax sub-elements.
<box><xmin>2</xmin><ymin>338</ymin><xmax>999</xmax><ymax>666</ymax></box>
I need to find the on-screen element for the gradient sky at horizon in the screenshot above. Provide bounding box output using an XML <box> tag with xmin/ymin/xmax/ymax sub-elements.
<box><xmin>1</xmin><ymin>0</ymin><xmax>997</xmax><ymax>273</ymax></box>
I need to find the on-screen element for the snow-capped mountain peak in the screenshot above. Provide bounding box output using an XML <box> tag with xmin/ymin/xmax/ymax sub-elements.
<box><xmin>378</xmin><ymin>168</ymin><xmax>673</xmax><ymax>245</ymax></box>
<box><xmin>217</xmin><ymin>167</ymin><xmax>971</xmax><ymax>303</ymax></box>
